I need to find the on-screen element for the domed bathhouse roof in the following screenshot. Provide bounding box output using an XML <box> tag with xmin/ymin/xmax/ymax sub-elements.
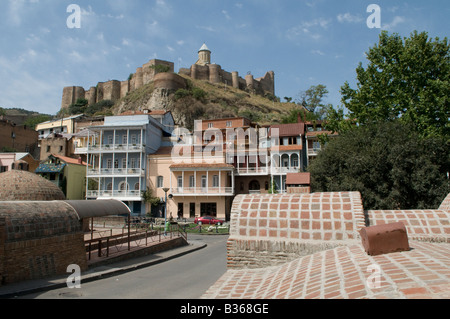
<box><xmin>0</xmin><ymin>169</ymin><xmax>66</xmax><ymax>201</ymax></box>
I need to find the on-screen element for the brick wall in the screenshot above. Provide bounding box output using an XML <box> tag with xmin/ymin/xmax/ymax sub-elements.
<box><xmin>0</xmin><ymin>202</ymin><xmax>87</xmax><ymax>285</ymax></box>
<box><xmin>366</xmin><ymin>209</ymin><xmax>450</xmax><ymax>243</ymax></box>
<box><xmin>227</xmin><ymin>192</ymin><xmax>365</xmax><ymax>269</ymax></box>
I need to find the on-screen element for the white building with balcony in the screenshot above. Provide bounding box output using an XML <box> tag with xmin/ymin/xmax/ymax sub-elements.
<box><xmin>85</xmin><ymin>113</ymin><xmax>173</xmax><ymax>215</ymax></box>
<box><xmin>269</xmin><ymin>123</ymin><xmax>306</xmax><ymax>193</ymax></box>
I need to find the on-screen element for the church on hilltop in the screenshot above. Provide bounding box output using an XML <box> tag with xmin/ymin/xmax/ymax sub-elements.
<box><xmin>60</xmin><ymin>44</ymin><xmax>275</xmax><ymax>111</ymax></box>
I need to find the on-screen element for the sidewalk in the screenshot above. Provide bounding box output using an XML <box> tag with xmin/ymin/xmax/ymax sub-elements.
<box><xmin>0</xmin><ymin>239</ymin><xmax>206</xmax><ymax>299</ymax></box>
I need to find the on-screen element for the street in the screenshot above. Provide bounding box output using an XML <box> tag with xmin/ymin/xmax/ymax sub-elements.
<box><xmin>18</xmin><ymin>234</ymin><xmax>228</xmax><ymax>299</ymax></box>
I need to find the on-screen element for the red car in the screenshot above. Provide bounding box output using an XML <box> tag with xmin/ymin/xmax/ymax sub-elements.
<box><xmin>194</xmin><ymin>216</ymin><xmax>225</xmax><ymax>225</ymax></box>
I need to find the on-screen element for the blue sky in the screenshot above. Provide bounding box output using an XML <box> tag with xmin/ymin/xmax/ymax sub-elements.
<box><xmin>0</xmin><ymin>0</ymin><xmax>448</xmax><ymax>116</ymax></box>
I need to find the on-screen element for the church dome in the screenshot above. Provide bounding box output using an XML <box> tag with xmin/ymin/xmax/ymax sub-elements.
<box><xmin>0</xmin><ymin>169</ymin><xmax>66</xmax><ymax>201</ymax></box>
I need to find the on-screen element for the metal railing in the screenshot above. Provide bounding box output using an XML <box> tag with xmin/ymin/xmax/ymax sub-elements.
<box><xmin>85</xmin><ymin>219</ymin><xmax>187</xmax><ymax>260</ymax></box>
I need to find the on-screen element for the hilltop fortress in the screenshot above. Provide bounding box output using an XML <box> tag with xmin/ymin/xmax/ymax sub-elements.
<box><xmin>60</xmin><ymin>44</ymin><xmax>275</xmax><ymax>110</ymax></box>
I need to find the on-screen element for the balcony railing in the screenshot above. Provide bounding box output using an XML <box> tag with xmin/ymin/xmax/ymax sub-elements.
<box><xmin>86</xmin><ymin>190</ymin><xmax>141</xmax><ymax>199</ymax></box>
<box><xmin>308</xmin><ymin>148</ymin><xmax>321</xmax><ymax>156</ymax></box>
<box><xmin>235</xmin><ymin>167</ymin><xmax>269</xmax><ymax>175</ymax></box>
<box><xmin>171</xmin><ymin>187</ymin><xmax>234</xmax><ymax>196</ymax></box>
<box><xmin>87</xmin><ymin>144</ymin><xmax>144</xmax><ymax>152</ymax></box>
<box><xmin>271</xmin><ymin>167</ymin><xmax>300</xmax><ymax>174</ymax></box>
<box><xmin>87</xmin><ymin>168</ymin><xmax>145</xmax><ymax>176</ymax></box>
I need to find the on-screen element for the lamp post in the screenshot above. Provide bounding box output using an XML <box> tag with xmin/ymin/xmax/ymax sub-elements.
<box><xmin>162</xmin><ymin>187</ymin><xmax>170</xmax><ymax>235</ymax></box>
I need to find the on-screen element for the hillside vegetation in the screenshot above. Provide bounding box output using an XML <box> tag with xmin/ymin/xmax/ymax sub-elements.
<box><xmin>112</xmin><ymin>74</ymin><xmax>294</xmax><ymax>130</ymax></box>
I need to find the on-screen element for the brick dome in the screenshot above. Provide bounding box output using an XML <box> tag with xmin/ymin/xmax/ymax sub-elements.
<box><xmin>0</xmin><ymin>169</ymin><xmax>66</xmax><ymax>201</ymax></box>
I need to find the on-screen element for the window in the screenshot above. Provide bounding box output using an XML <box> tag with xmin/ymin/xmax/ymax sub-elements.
<box><xmin>313</xmin><ymin>141</ymin><xmax>321</xmax><ymax>151</ymax></box>
<box><xmin>226</xmin><ymin>121</ymin><xmax>232</xmax><ymax>127</ymax></box>
<box><xmin>119</xmin><ymin>181</ymin><xmax>129</xmax><ymax>191</ymax></box>
<box><xmin>189</xmin><ymin>175</ymin><xmax>195</xmax><ymax>188</ymax></box>
<box><xmin>201</xmin><ymin>176</ymin><xmax>207</xmax><ymax>189</ymax></box>
<box><xmin>177</xmin><ymin>176</ymin><xmax>183</xmax><ymax>189</ymax></box>
<box><xmin>0</xmin><ymin>166</ymin><xmax>8</xmax><ymax>173</ymax></box>
<box><xmin>212</xmin><ymin>175</ymin><xmax>219</xmax><ymax>188</ymax></box>
<box><xmin>157</xmin><ymin>176</ymin><xmax>164</xmax><ymax>188</ymax></box>
<box><xmin>134</xmin><ymin>183</ymin><xmax>140</xmax><ymax>191</ymax></box>
<box><xmin>107</xmin><ymin>159</ymin><xmax>112</xmax><ymax>169</ymax></box>
<box><xmin>131</xmin><ymin>158</ymin><xmax>136</xmax><ymax>169</ymax></box>
<box><xmin>208</xmin><ymin>123</ymin><xmax>214</xmax><ymax>128</ymax></box>
<box><xmin>292</xmin><ymin>156</ymin><xmax>299</xmax><ymax>167</ymax></box>
<box><xmin>131</xmin><ymin>134</ymin><xmax>137</xmax><ymax>144</ymax></box>
<box><xmin>114</xmin><ymin>160</ymin><xmax>119</xmax><ymax>169</ymax></box>
<box><xmin>122</xmin><ymin>158</ymin><xmax>127</xmax><ymax>169</ymax></box>
<box><xmin>46</xmin><ymin>146</ymin><xmax>51</xmax><ymax>152</ymax></box>
<box><xmin>59</xmin><ymin>146</ymin><xmax>63</xmax><ymax>152</ymax></box>
<box><xmin>107</xmin><ymin>183</ymin><xmax>113</xmax><ymax>191</ymax></box>
<box><xmin>108</xmin><ymin>135</ymin><xmax>113</xmax><ymax>145</ymax></box>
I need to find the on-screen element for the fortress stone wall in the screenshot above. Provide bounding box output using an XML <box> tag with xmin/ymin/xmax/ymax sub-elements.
<box><xmin>61</xmin><ymin>59</ymin><xmax>175</xmax><ymax>110</ymax></box>
<box><xmin>61</xmin><ymin>45</ymin><xmax>276</xmax><ymax>111</ymax></box>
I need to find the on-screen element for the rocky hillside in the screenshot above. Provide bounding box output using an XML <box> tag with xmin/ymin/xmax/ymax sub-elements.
<box><xmin>112</xmin><ymin>74</ymin><xmax>294</xmax><ymax>130</ymax></box>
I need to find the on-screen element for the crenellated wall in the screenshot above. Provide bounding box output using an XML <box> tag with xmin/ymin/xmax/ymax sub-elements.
<box><xmin>61</xmin><ymin>59</ymin><xmax>175</xmax><ymax>110</ymax></box>
<box><xmin>179</xmin><ymin>64</ymin><xmax>275</xmax><ymax>97</ymax></box>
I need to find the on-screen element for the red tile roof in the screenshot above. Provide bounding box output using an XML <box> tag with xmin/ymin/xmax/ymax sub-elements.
<box><xmin>269</xmin><ymin>123</ymin><xmax>305</xmax><ymax>137</ymax></box>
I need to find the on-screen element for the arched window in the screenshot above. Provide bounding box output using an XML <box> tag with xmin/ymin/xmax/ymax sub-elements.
<box><xmin>249</xmin><ymin>180</ymin><xmax>260</xmax><ymax>191</ymax></box>
<box><xmin>119</xmin><ymin>181</ymin><xmax>129</xmax><ymax>192</ymax></box>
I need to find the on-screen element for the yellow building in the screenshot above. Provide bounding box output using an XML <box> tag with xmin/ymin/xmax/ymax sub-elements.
<box><xmin>35</xmin><ymin>154</ymin><xmax>87</xmax><ymax>200</ymax></box>
<box><xmin>148</xmin><ymin>146</ymin><xmax>235</xmax><ymax>220</ymax></box>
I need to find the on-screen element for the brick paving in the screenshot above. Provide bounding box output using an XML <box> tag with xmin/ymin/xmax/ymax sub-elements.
<box><xmin>202</xmin><ymin>192</ymin><xmax>450</xmax><ymax>299</ymax></box>
<box><xmin>202</xmin><ymin>242</ymin><xmax>450</xmax><ymax>299</ymax></box>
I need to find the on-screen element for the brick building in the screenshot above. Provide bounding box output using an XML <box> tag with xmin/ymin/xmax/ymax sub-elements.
<box><xmin>0</xmin><ymin>118</ymin><xmax>38</xmax><ymax>157</ymax></box>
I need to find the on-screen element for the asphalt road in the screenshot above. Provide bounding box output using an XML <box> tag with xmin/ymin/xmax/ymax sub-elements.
<box><xmin>19</xmin><ymin>234</ymin><xmax>229</xmax><ymax>299</ymax></box>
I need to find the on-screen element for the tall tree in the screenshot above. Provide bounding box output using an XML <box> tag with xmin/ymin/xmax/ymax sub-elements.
<box><xmin>308</xmin><ymin>120</ymin><xmax>449</xmax><ymax>210</ymax></box>
<box><xmin>338</xmin><ymin>31</ymin><xmax>449</xmax><ymax>138</ymax></box>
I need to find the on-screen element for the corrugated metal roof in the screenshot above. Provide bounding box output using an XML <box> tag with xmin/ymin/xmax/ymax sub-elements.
<box><xmin>64</xmin><ymin>200</ymin><xmax>131</xmax><ymax>219</ymax></box>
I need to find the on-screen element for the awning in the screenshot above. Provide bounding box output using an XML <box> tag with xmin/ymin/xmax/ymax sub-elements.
<box><xmin>35</xmin><ymin>163</ymin><xmax>66</xmax><ymax>173</ymax></box>
<box><xmin>63</xmin><ymin>199</ymin><xmax>131</xmax><ymax>220</ymax></box>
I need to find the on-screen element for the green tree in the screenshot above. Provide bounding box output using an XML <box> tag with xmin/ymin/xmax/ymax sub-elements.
<box><xmin>308</xmin><ymin>120</ymin><xmax>449</xmax><ymax>210</ymax></box>
<box><xmin>339</xmin><ymin>31</ymin><xmax>449</xmax><ymax>138</ymax></box>
<box><xmin>23</xmin><ymin>114</ymin><xmax>52</xmax><ymax>129</ymax></box>
<box><xmin>298</xmin><ymin>84</ymin><xmax>330</xmax><ymax>117</ymax></box>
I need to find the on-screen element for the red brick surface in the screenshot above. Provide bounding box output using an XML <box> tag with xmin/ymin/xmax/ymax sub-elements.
<box><xmin>203</xmin><ymin>242</ymin><xmax>450</xmax><ymax>299</ymax></box>
<box><xmin>205</xmin><ymin>191</ymin><xmax>450</xmax><ymax>299</ymax></box>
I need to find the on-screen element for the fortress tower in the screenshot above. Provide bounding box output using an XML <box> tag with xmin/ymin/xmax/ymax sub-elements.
<box><xmin>196</xmin><ymin>43</ymin><xmax>211</xmax><ymax>66</ymax></box>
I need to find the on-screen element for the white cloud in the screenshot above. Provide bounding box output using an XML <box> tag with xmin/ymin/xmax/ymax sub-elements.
<box><xmin>222</xmin><ymin>10</ymin><xmax>231</xmax><ymax>20</ymax></box>
<box><xmin>337</xmin><ymin>13</ymin><xmax>363</xmax><ymax>23</ymax></box>
<box><xmin>382</xmin><ymin>16</ymin><xmax>406</xmax><ymax>30</ymax></box>
<box><xmin>287</xmin><ymin>18</ymin><xmax>331</xmax><ymax>41</ymax></box>
<box><xmin>311</xmin><ymin>50</ymin><xmax>325</xmax><ymax>56</ymax></box>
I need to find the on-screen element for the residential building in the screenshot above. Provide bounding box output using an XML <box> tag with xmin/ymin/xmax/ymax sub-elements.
<box><xmin>0</xmin><ymin>117</ymin><xmax>39</xmax><ymax>157</ymax></box>
<box><xmin>269</xmin><ymin>122</ymin><xmax>305</xmax><ymax>193</ymax></box>
<box><xmin>35</xmin><ymin>154</ymin><xmax>87</xmax><ymax>200</ymax></box>
<box><xmin>304</xmin><ymin>121</ymin><xmax>338</xmax><ymax>166</ymax></box>
<box><xmin>85</xmin><ymin>112</ymin><xmax>172</xmax><ymax>215</ymax></box>
<box><xmin>0</xmin><ymin>152</ymin><xmax>40</xmax><ymax>173</ymax></box>
<box><xmin>36</xmin><ymin>114</ymin><xmax>84</xmax><ymax>140</ymax></box>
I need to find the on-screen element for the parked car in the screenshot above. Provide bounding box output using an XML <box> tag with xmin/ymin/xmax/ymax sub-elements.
<box><xmin>194</xmin><ymin>216</ymin><xmax>225</xmax><ymax>225</ymax></box>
